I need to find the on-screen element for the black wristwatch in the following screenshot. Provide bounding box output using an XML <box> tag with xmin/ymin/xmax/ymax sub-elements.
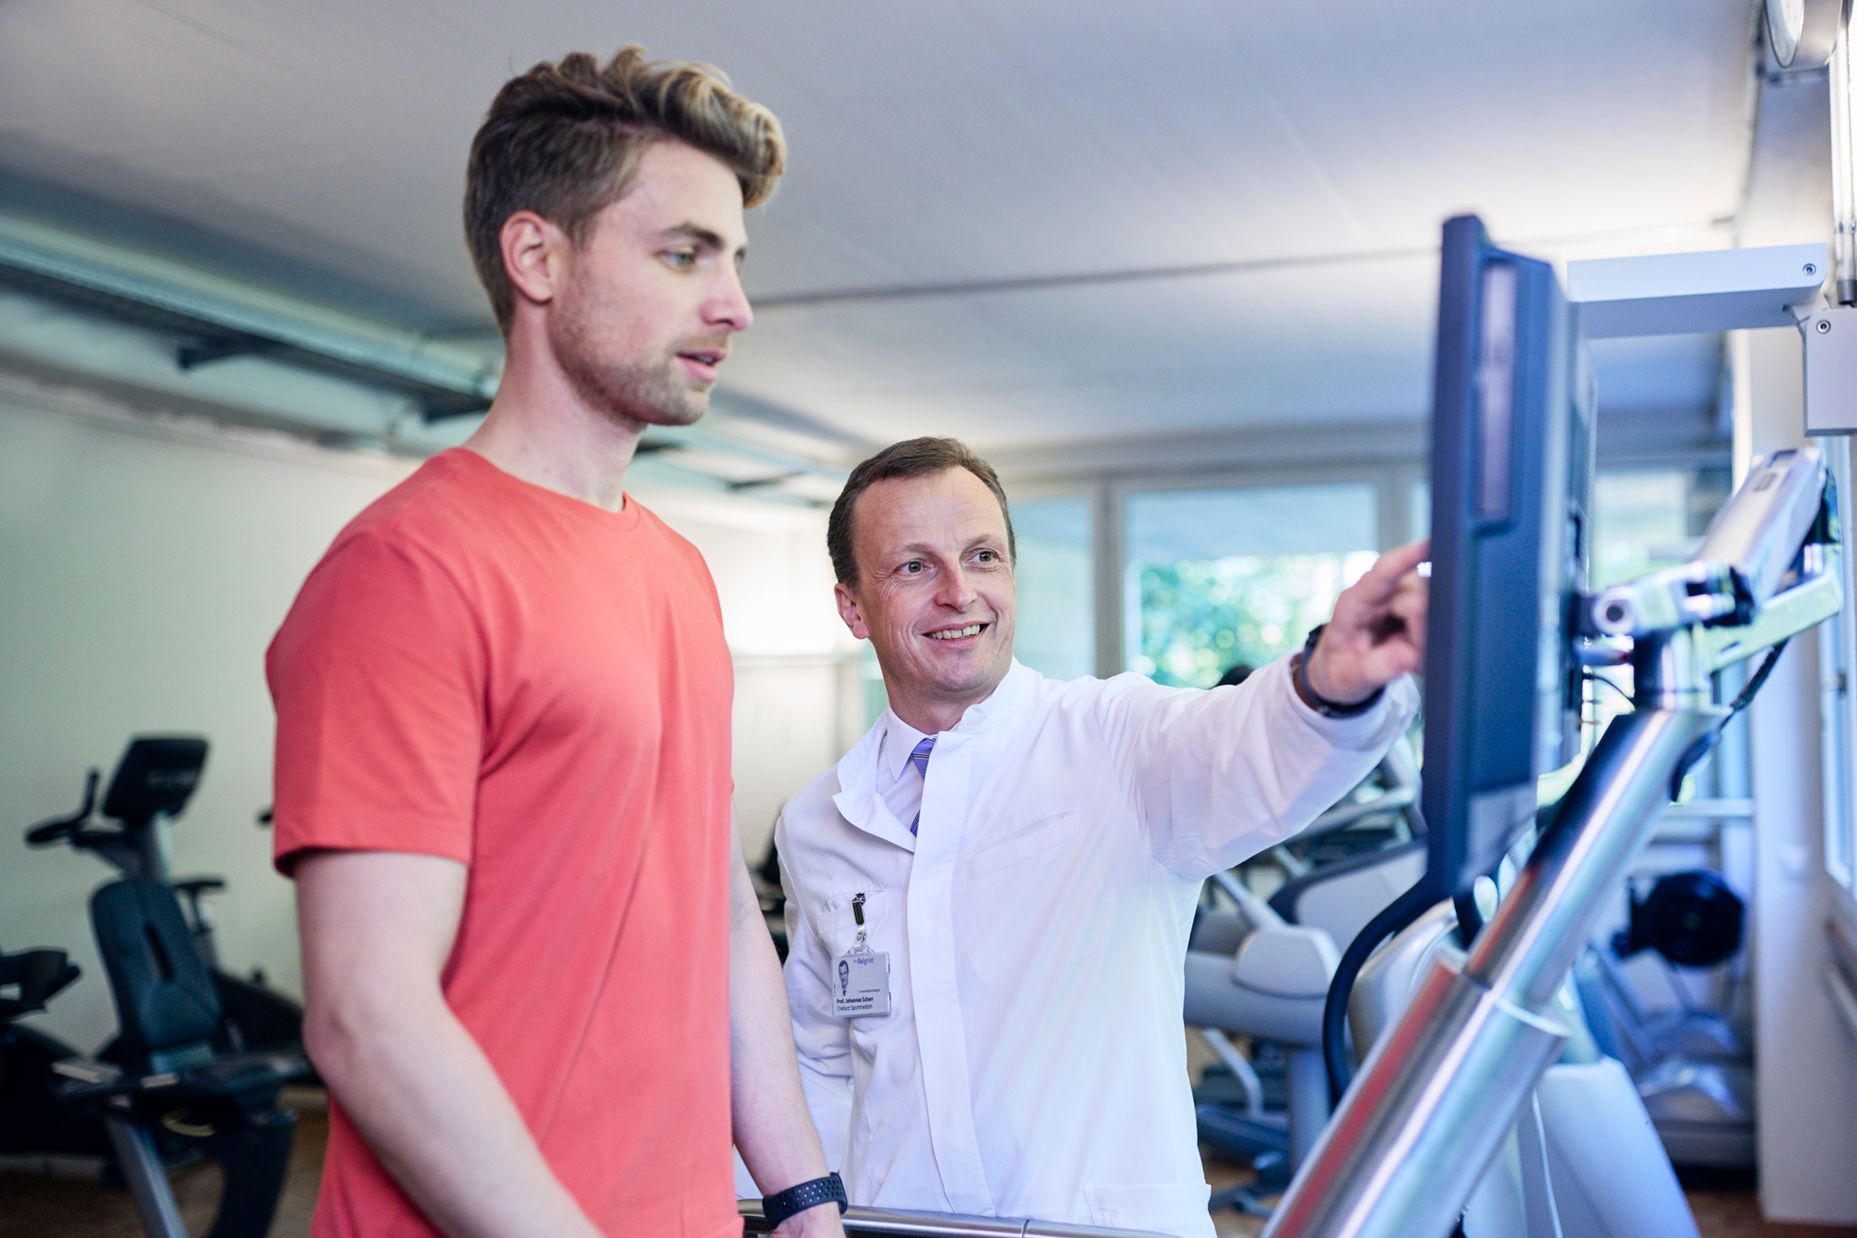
<box><xmin>762</xmin><ymin>1172</ymin><xmax>848</xmax><ymax>1227</ymax></box>
<box><xmin>1295</xmin><ymin>623</ymin><xmax>1383</xmax><ymax>718</ymax></box>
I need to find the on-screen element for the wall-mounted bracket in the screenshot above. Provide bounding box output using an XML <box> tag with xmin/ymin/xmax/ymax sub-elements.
<box><xmin>1568</xmin><ymin>242</ymin><xmax>1829</xmax><ymax>338</ymax></box>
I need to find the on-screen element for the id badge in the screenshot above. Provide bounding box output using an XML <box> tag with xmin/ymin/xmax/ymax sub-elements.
<box><xmin>832</xmin><ymin>949</ymin><xmax>891</xmax><ymax>1018</ymax></box>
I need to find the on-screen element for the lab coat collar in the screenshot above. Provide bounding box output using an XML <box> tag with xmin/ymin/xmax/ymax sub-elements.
<box><xmin>942</xmin><ymin>659</ymin><xmax>1034</xmax><ymax>737</ymax></box>
<box><xmin>832</xmin><ymin>662</ymin><xmax>1035</xmax><ymax>851</ymax></box>
<box><xmin>832</xmin><ymin>723</ymin><xmax>919</xmax><ymax>853</ymax></box>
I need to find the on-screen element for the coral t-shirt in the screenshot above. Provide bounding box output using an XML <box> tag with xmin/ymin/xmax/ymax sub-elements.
<box><xmin>268</xmin><ymin>449</ymin><xmax>739</xmax><ymax>1237</ymax></box>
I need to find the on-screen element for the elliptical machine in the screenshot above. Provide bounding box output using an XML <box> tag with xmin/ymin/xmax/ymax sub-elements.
<box><xmin>26</xmin><ymin>735</ymin><xmax>307</xmax><ymax>1056</ymax></box>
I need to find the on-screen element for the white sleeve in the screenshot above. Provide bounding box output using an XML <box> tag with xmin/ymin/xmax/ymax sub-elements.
<box><xmin>776</xmin><ymin>823</ymin><xmax>854</xmax><ymax>1172</ymax></box>
<box><xmin>1091</xmin><ymin>656</ymin><xmax>1418</xmax><ymax>879</ymax></box>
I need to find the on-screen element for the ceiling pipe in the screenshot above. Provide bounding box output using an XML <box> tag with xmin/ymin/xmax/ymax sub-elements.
<box><xmin>0</xmin><ymin>229</ymin><xmax>501</xmax><ymax>416</ymax></box>
<box><xmin>0</xmin><ymin>221</ymin><xmax>848</xmax><ymax>501</ymax></box>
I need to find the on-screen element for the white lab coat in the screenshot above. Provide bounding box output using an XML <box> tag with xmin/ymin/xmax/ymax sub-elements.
<box><xmin>775</xmin><ymin>658</ymin><xmax>1417</xmax><ymax>1237</ymax></box>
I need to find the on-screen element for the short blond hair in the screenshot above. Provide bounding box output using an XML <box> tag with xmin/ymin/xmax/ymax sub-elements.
<box><xmin>464</xmin><ymin>45</ymin><xmax>786</xmax><ymax>334</ymax></box>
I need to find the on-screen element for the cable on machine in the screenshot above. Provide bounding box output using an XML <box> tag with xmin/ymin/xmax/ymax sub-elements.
<box><xmin>1320</xmin><ymin>871</ymin><xmax>1439</xmax><ymax>1108</ymax></box>
<box><xmin>1668</xmin><ymin>638</ymin><xmax>1790</xmax><ymax>798</ymax></box>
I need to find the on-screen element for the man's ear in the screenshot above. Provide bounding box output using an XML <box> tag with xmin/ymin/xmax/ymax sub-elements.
<box><xmin>835</xmin><ymin>582</ymin><xmax>871</xmax><ymax>640</ymax></box>
<box><xmin>501</xmin><ymin>210</ymin><xmax>566</xmax><ymax>311</ymax></box>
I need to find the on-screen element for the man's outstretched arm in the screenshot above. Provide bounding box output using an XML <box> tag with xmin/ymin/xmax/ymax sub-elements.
<box><xmin>728</xmin><ymin>820</ymin><xmax>846</xmax><ymax>1237</ymax></box>
<box><xmin>295</xmin><ymin>850</ymin><xmax>600</xmax><ymax>1238</ymax></box>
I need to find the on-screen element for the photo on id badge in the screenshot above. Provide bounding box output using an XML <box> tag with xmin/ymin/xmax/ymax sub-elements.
<box><xmin>833</xmin><ymin>950</ymin><xmax>890</xmax><ymax>1016</ymax></box>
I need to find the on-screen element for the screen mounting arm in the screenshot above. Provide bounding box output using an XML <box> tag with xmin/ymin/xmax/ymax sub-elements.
<box><xmin>1588</xmin><ymin>448</ymin><xmax>1841</xmax><ymax>670</ymax></box>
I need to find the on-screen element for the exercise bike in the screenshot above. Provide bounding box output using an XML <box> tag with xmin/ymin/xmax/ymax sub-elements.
<box><xmin>1</xmin><ymin>910</ymin><xmax>305</xmax><ymax>1238</ymax></box>
<box><xmin>26</xmin><ymin>735</ymin><xmax>308</xmax><ymax>1057</ymax></box>
<box><xmin>0</xmin><ymin>942</ymin><xmax>110</xmax><ymax>1166</ymax></box>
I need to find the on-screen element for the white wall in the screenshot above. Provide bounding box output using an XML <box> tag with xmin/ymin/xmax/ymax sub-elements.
<box><xmin>0</xmin><ymin>377</ymin><xmax>420</xmax><ymax>1047</ymax></box>
<box><xmin>1742</xmin><ymin>324</ymin><xmax>1857</xmax><ymax>1226</ymax></box>
<box><xmin>1737</xmin><ymin>65</ymin><xmax>1857</xmax><ymax>1227</ymax></box>
<box><xmin>0</xmin><ymin>373</ymin><xmax>850</xmax><ymax>1049</ymax></box>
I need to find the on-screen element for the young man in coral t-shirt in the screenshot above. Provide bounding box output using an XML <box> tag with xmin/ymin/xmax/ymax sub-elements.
<box><xmin>268</xmin><ymin>47</ymin><xmax>844</xmax><ymax>1238</ymax></box>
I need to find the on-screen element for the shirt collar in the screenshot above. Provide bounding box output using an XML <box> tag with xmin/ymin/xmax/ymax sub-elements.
<box><xmin>877</xmin><ymin>710</ymin><xmax>932</xmax><ymax>786</ymax></box>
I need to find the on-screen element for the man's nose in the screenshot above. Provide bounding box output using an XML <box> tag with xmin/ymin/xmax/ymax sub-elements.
<box><xmin>704</xmin><ymin>263</ymin><xmax>753</xmax><ymax>331</ymax></box>
<box><xmin>936</xmin><ymin>565</ymin><xmax>976</xmax><ymax>608</ymax></box>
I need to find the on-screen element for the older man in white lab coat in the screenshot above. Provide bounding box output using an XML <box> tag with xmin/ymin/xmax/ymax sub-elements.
<box><xmin>774</xmin><ymin>437</ymin><xmax>1425</xmax><ymax>1237</ymax></box>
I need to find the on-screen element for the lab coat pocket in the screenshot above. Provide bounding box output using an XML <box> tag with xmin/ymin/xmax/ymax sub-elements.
<box><xmin>1083</xmin><ymin>1181</ymin><xmax>1214</xmax><ymax>1237</ymax></box>
<box><xmin>815</xmin><ymin>888</ymin><xmax>890</xmax><ymax>956</ymax></box>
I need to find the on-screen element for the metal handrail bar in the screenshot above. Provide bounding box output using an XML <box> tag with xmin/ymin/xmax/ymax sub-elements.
<box><xmin>739</xmin><ymin>1201</ymin><xmax>1172</xmax><ymax>1237</ymax></box>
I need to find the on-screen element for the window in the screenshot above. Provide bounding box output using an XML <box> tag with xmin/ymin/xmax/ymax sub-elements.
<box><xmin>1591</xmin><ymin>471</ymin><xmax>1692</xmax><ymax>589</ymax></box>
<box><xmin>1012</xmin><ymin>496</ymin><xmax>1094</xmax><ymax>681</ymax></box>
<box><xmin>1124</xmin><ymin>483</ymin><xmax>1378</xmax><ymax>686</ymax></box>
<box><xmin>1821</xmin><ymin>441</ymin><xmax>1857</xmax><ymax>894</ymax></box>
<box><xmin>1582</xmin><ymin>467</ymin><xmax>1736</xmax><ymax>732</ymax></box>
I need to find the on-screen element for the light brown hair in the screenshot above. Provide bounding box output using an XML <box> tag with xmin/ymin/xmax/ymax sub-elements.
<box><xmin>464</xmin><ymin>45</ymin><xmax>786</xmax><ymax>334</ymax></box>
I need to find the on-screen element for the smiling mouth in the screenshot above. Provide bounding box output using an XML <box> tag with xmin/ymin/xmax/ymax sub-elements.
<box><xmin>927</xmin><ymin>623</ymin><xmax>986</xmax><ymax>641</ymax></box>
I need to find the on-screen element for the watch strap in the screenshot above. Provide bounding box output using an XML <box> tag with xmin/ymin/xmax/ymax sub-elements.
<box><xmin>762</xmin><ymin>1171</ymin><xmax>848</xmax><ymax>1226</ymax></box>
<box><xmin>1295</xmin><ymin>623</ymin><xmax>1384</xmax><ymax>718</ymax></box>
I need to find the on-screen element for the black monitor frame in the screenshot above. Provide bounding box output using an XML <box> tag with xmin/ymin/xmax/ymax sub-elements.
<box><xmin>1420</xmin><ymin>215</ymin><xmax>1595</xmax><ymax>901</ymax></box>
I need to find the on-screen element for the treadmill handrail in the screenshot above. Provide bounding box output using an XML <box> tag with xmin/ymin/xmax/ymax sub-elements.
<box><xmin>738</xmin><ymin>1200</ymin><xmax>1173</xmax><ymax>1237</ymax></box>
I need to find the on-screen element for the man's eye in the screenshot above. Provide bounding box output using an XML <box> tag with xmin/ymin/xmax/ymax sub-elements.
<box><xmin>975</xmin><ymin>549</ymin><xmax>999</xmax><ymax>564</ymax></box>
<box><xmin>662</xmin><ymin>250</ymin><xmax>697</xmax><ymax>270</ymax></box>
<box><xmin>899</xmin><ymin>560</ymin><xmax>924</xmax><ymax>575</ymax></box>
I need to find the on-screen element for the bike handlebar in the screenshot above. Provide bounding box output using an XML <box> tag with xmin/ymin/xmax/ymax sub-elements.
<box><xmin>24</xmin><ymin>769</ymin><xmax>99</xmax><ymax>846</ymax></box>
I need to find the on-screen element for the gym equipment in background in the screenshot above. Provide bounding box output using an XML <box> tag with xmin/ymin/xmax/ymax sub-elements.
<box><xmin>1</xmin><ymin>910</ymin><xmax>306</xmax><ymax>1238</ymax></box>
<box><xmin>27</xmin><ymin>735</ymin><xmax>308</xmax><ymax>1058</ymax></box>
<box><xmin>1574</xmin><ymin>868</ymin><xmax>1755</xmax><ymax>1170</ymax></box>
<box><xmin>0</xmin><ymin>942</ymin><xmax>110</xmax><ymax>1165</ymax></box>
<box><xmin>1264</xmin><ymin>217</ymin><xmax>1841</xmax><ymax>1236</ymax></box>
<box><xmin>1186</xmin><ymin>738</ymin><xmax>1426</xmax><ymax>1217</ymax></box>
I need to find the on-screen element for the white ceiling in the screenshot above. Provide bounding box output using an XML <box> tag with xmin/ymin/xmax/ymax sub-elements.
<box><xmin>0</xmin><ymin>0</ymin><xmax>1789</xmax><ymax>470</ymax></box>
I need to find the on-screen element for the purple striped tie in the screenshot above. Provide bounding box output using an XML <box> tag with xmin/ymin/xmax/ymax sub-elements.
<box><xmin>908</xmin><ymin>737</ymin><xmax>935</xmax><ymax>835</ymax></box>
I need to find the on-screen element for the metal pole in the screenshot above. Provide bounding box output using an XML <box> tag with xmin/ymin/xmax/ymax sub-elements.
<box><xmin>739</xmin><ymin>1202</ymin><xmax>1170</xmax><ymax>1237</ymax></box>
<box><xmin>1262</xmin><ymin>651</ymin><xmax>1722</xmax><ymax>1238</ymax></box>
<box><xmin>1830</xmin><ymin>19</ymin><xmax>1857</xmax><ymax>306</ymax></box>
<box><xmin>1465</xmin><ymin>639</ymin><xmax>1722</xmax><ymax>1009</ymax></box>
<box><xmin>103</xmin><ymin>1111</ymin><xmax>188</xmax><ymax>1238</ymax></box>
